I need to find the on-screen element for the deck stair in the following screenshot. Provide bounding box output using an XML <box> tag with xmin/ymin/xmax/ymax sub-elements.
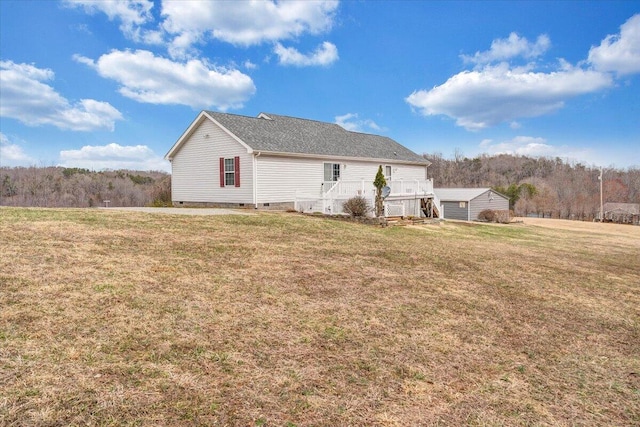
<box><xmin>421</xmin><ymin>197</ymin><xmax>440</xmax><ymax>218</ymax></box>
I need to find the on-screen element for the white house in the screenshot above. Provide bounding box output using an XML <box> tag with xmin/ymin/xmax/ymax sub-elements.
<box><xmin>165</xmin><ymin>111</ymin><xmax>442</xmax><ymax>217</ymax></box>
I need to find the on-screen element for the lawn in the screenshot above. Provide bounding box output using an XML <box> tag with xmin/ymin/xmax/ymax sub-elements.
<box><xmin>1</xmin><ymin>207</ymin><xmax>638</xmax><ymax>426</ymax></box>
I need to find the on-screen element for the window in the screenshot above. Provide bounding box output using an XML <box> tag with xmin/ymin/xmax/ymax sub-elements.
<box><xmin>385</xmin><ymin>165</ymin><xmax>392</xmax><ymax>180</ymax></box>
<box><xmin>324</xmin><ymin>163</ymin><xmax>340</xmax><ymax>181</ymax></box>
<box><xmin>219</xmin><ymin>157</ymin><xmax>240</xmax><ymax>187</ymax></box>
<box><xmin>224</xmin><ymin>158</ymin><xmax>235</xmax><ymax>186</ymax></box>
<box><xmin>459</xmin><ymin>201</ymin><xmax>466</xmax><ymax>208</ymax></box>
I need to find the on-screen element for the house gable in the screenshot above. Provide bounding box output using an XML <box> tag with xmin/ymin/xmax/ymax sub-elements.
<box><xmin>165</xmin><ymin>111</ymin><xmax>253</xmax><ymax>161</ymax></box>
<box><xmin>169</xmin><ymin>115</ymin><xmax>253</xmax><ymax>205</ymax></box>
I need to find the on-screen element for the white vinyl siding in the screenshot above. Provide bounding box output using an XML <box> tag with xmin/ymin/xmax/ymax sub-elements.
<box><xmin>255</xmin><ymin>157</ymin><xmax>428</xmax><ymax>204</ymax></box>
<box><xmin>336</xmin><ymin>160</ymin><xmax>426</xmax><ymax>182</ymax></box>
<box><xmin>171</xmin><ymin>120</ymin><xmax>253</xmax><ymax>204</ymax></box>
<box><xmin>256</xmin><ymin>156</ymin><xmax>324</xmax><ymax>203</ymax></box>
<box><xmin>340</xmin><ymin>160</ymin><xmax>427</xmax><ymax>182</ymax></box>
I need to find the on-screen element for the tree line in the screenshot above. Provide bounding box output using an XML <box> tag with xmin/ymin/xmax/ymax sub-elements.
<box><xmin>425</xmin><ymin>153</ymin><xmax>640</xmax><ymax>220</ymax></box>
<box><xmin>1</xmin><ymin>167</ymin><xmax>171</xmax><ymax>208</ymax></box>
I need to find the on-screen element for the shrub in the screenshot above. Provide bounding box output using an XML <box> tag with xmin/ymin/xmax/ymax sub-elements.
<box><xmin>478</xmin><ymin>209</ymin><xmax>496</xmax><ymax>222</ymax></box>
<box><xmin>495</xmin><ymin>210</ymin><xmax>512</xmax><ymax>224</ymax></box>
<box><xmin>343</xmin><ymin>196</ymin><xmax>371</xmax><ymax>217</ymax></box>
<box><xmin>478</xmin><ymin>209</ymin><xmax>512</xmax><ymax>223</ymax></box>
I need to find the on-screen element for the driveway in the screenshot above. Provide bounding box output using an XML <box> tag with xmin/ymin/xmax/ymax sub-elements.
<box><xmin>100</xmin><ymin>207</ymin><xmax>255</xmax><ymax>216</ymax></box>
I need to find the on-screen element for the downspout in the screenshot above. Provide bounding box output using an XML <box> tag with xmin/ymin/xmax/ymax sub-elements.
<box><xmin>252</xmin><ymin>152</ymin><xmax>259</xmax><ymax>209</ymax></box>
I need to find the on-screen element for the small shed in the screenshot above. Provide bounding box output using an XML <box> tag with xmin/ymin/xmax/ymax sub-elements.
<box><xmin>603</xmin><ymin>202</ymin><xmax>640</xmax><ymax>225</ymax></box>
<box><xmin>434</xmin><ymin>188</ymin><xmax>509</xmax><ymax>221</ymax></box>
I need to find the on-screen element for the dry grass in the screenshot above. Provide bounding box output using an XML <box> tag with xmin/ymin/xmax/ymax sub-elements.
<box><xmin>1</xmin><ymin>207</ymin><xmax>638</xmax><ymax>426</ymax></box>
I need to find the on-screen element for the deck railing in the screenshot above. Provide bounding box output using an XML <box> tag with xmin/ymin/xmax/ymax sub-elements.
<box><xmin>296</xmin><ymin>179</ymin><xmax>441</xmax><ymax>217</ymax></box>
<box><xmin>323</xmin><ymin>179</ymin><xmax>434</xmax><ymax>197</ymax></box>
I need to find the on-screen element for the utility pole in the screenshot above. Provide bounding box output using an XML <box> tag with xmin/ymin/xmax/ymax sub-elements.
<box><xmin>599</xmin><ymin>167</ymin><xmax>604</xmax><ymax>222</ymax></box>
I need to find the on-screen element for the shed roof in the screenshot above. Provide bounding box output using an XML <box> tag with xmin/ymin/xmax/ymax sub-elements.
<box><xmin>166</xmin><ymin>111</ymin><xmax>428</xmax><ymax>164</ymax></box>
<box><xmin>603</xmin><ymin>202</ymin><xmax>640</xmax><ymax>215</ymax></box>
<box><xmin>434</xmin><ymin>188</ymin><xmax>505</xmax><ymax>202</ymax></box>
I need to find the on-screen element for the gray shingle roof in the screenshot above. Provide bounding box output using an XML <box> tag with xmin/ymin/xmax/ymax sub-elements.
<box><xmin>205</xmin><ymin>111</ymin><xmax>427</xmax><ymax>164</ymax></box>
<box><xmin>604</xmin><ymin>202</ymin><xmax>640</xmax><ymax>215</ymax></box>
<box><xmin>434</xmin><ymin>188</ymin><xmax>501</xmax><ymax>202</ymax></box>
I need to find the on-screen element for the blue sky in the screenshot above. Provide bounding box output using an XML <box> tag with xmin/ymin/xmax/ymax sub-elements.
<box><xmin>1</xmin><ymin>1</ymin><xmax>639</xmax><ymax>172</ymax></box>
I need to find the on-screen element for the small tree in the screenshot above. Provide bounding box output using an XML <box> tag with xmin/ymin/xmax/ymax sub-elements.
<box><xmin>493</xmin><ymin>183</ymin><xmax>538</xmax><ymax>210</ymax></box>
<box><xmin>373</xmin><ymin>165</ymin><xmax>387</xmax><ymax>217</ymax></box>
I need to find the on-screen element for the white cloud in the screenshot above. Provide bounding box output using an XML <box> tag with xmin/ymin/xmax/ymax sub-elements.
<box><xmin>462</xmin><ymin>33</ymin><xmax>551</xmax><ymax>65</ymax></box>
<box><xmin>335</xmin><ymin>113</ymin><xmax>383</xmax><ymax>133</ymax></box>
<box><xmin>0</xmin><ymin>133</ymin><xmax>36</xmax><ymax>167</ymax></box>
<box><xmin>75</xmin><ymin>50</ymin><xmax>256</xmax><ymax>110</ymax></box>
<box><xmin>407</xmin><ymin>18</ymin><xmax>640</xmax><ymax>131</ymax></box>
<box><xmin>406</xmin><ymin>63</ymin><xmax>613</xmax><ymax>131</ymax></box>
<box><xmin>59</xmin><ymin>143</ymin><xmax>170</xmax><ymax>171</ymax></box>
<box><xmin>478</xmin><ymin>136</ymin><xmax>595</xmax><ymax>163</ymax></box>
<box><xmin>71</xmin><ymin>23</ymin><xmax>92</xmax><ymax>35</ymax></box>
<box><xmin>480</xmin><ymin>136</ymin><xmax>556</xmax><ymax>156</ymax></box>
<box><xmin>0</xmin><ymin>60</ymin><xmax>123</xmax><ymax>131</ymax></box>
<box><xmin>161</xmin><ymin>0</ymin><xmax>338</xmax><ymax>57</ymax></box>
<box><xmin>63</xmin><ymin>0</ymin><xmax>160</xmax><ymax>44</ymax></box>
<box><xmin>274</xmin><ymin>41</ymin><xmax>338</xmax><ymax>67</ymax></box>
<box><xmin>589</xmin><ymin>14</ymin><xmax>640</xmax><ymax>76</ymax></box>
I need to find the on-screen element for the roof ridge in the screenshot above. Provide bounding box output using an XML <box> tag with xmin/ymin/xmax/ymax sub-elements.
<box><xmin>209</xmin><ymin>111</ymin><xmax>392</xmax><ymax>138</ymax></box>
<box><xmin>205</xmin><ymin>110</ymin><xmax>257</xmax><ymax>120</ymax></box>
<box><xmin>260</xmin><ymin>112</ymin><xmax>345</xmax><ymax>128</ymax></box>
<box><xmin>261</xmin><ymin>112</ymin><xmax>398</xmax><ymax>139</ymax></box>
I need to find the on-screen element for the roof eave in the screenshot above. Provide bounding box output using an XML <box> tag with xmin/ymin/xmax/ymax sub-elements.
<box><xmin>254</xmin><ymin>150</ymin><xmax>429</xmax><ymax>165</ymax></box>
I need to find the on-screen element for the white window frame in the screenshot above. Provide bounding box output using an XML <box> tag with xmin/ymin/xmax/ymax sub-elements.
<box><xmin>224</xmin><ymin>158</ymin><xmax>235</xmax><ymax>186</ymax></box>
<box><xmin>323</xmin><ymin>162</ymin><xmax>340</xmax><ymax>182</ymax></box>
<box><xmin>385</xmin><ymin>165</ymin><xmax>392</xmax><ymax>181</ymax></box>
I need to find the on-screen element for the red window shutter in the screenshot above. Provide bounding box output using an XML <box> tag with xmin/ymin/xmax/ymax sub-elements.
<box><xmin>219</xmin><ymin>157</ymin><xmax>225</xmax><ymax>187</ymax></box>
<box><xmin>234</xmin><ymin>156</ymin><xmax>240</xmax><ymax>187</ymax></box>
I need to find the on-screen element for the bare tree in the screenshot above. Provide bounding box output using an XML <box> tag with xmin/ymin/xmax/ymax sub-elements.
<box><xmin>0</xmin><ymin>167</ymin><xmax>171</xmax><ymax>208</ymax></box>
<box><xmin>421</xmin><ymin>152</ymin><xmax>638</xmax><ymax>220</ymax></box>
